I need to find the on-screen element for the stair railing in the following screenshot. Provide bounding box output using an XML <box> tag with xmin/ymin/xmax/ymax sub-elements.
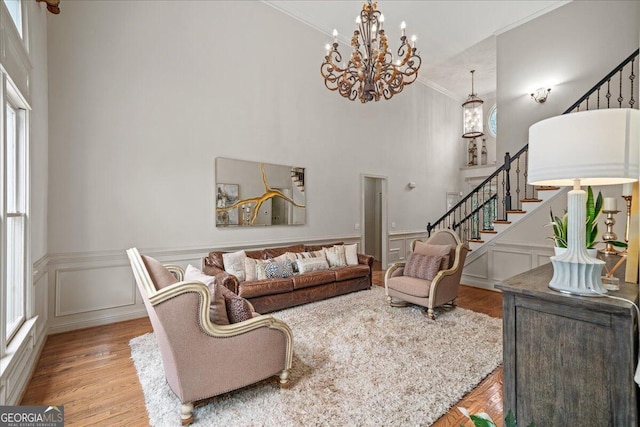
<box><xmin>428</xmin><ymin>48</ymin><xmax>638</xmax><ymax>242</ymax></box>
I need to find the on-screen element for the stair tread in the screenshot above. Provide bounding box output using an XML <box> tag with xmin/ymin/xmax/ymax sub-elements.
<box><xmin>493</xmin><ymin>220</ymin><xmax>512</xmax><ymax>224</ymax></box>
<box><xmin>521</xmin><ymin>198</ymin><xmax>543</xmax><ymax>202</ymax></box>
<box><xmin>480</xmin><ymin>229</ymin><xmax>498</xmax><ymax>234</ymax></box>
<box><xmin>507</xmin><ymin>210</ymin><xmax>527</xmax><ymax>214</ymax></box>
<box><xmin>468</xmin><ymin>239</ymin><xmax>485</xmax><ymax>243</ymax></box>
<box><xmin>536</xmin><ymin>186</ymin><xmax>561</xmax><ymax>191</ymax></box>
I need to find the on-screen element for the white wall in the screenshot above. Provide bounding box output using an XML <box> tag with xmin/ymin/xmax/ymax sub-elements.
<box><xmin>0</xmin><ymin>0</ymin><xmax>49</xmax><ymax>405</ymax></box>
<box><xmin>45</xmin><ymin>1</ymin><xmax>463</xmax><ymax>330</ymax></box>
<box><xmin>497</xmin><ymin>0</ymin><xmax>640</xmax><ymax>158</ymax></box>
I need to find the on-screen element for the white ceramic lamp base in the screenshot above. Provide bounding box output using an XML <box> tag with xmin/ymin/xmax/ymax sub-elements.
<box><xmin>548</xmin><ymin>188</ymin><xmax>607</xmax><ymax>296</ymax></box>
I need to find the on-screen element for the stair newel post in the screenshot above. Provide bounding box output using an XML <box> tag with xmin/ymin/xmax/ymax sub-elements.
<box><xmin>427</xmin><ymin>222</ymin><xmax>432</xmax><ymax>237</ymax></box>
<box><xmin>504</xmin><ymin>152</ymin><xmax>512</xmax><ymax>218</ymax></box>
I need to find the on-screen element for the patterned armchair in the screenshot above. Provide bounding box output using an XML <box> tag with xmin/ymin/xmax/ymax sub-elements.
<box><xmin>126</xmin><ymin>248</ymin><xmax>293</xmax><ymax>425</ymax></box>
<box><xmin>384</xmin><ymin>230</ymin><xmax>468</xmax><ymax>319</ymax></box>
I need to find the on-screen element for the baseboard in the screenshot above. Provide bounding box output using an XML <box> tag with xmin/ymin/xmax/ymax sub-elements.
<box><xmin>47</xmin><ymin>310</ymin><xmax>148</xmax><ymax>335</ymax></box>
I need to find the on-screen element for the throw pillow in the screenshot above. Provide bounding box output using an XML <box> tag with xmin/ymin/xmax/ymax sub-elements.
<box><xmin>222</xmin><ymin>250</ymin><xmax>247</xmax><ymax>281</ymax></box>
<box><xmin>184</xmin><ymin>265</ymin><xmax>229</xmax><ymax>325</ymax></box>
<box><xmin>296</xmin><ymin>258</ymin><xmax>330</xmax><ymax>273</ymax></box>
<box><xmin>244</xmin><ymin>257</ymin><xmax>258</xmax><ymax>281</ymax></box>
<box><xmin>404</xmin><ymin>253</ymin><xmax>443</xmax><ymax>281</ymax></box>
<box><xmin>255</xmin><ymin>259</ymin><xmax>294</xmax><ymax>280</ymax></box>
<box><xmin>344</xmin><ymin>243</ymin><xmax>359</xmax><ymax>266</ymax></box>
<box><xmin>218</xmin><ymin>285</ymin><xmax>254</xmax><ymax>323</ymax></box>
<box><xmin>325</xmin><ymin>245</ymin><xmax>347</xmax><ymax>268</ymax></box>
<box><xmin>141</xmin><ymin>255</ymin><xmax>179</xmax><ymax>289</ymax></box>
<box><xmin>290</xmin><ymin>251</ymin><xmax>315</xmax><ymax>260</ymax></box>
<box><xmin>413</xmin><ymin>241</ymin><xmax>452</xmax><ymax>270</ymax></box>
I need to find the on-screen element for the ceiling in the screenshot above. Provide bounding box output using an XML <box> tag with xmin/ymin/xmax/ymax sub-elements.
<box><xmin>264</xmin><ymin>1</ymin><xmax>568</xmax><ymax>102</ymax></box>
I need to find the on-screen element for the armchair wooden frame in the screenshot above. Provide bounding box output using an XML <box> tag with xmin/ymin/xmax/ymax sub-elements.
<box><xmin>127</xmin><ymin>248</ymin><xmax>293</xmax><ymax>425</ymax></box>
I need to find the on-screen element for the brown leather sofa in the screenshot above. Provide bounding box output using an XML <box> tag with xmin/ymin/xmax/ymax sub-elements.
<box><xmin>203</xmin><ymin>243</ymin><xmax>374</xmax><ymax>313</ymax></box>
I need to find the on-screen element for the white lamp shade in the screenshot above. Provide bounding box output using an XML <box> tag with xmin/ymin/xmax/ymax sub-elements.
<box><xmin>528</xmin><ymin>108</ymin><xmax>639</xmax><ymax>186</ymax></box>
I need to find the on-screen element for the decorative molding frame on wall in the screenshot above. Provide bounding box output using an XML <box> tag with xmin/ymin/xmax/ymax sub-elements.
<box><xmin>387</xmin><ymin>230</ymin><xmax>429</xmax><ymax>267</ymax></box>
<box><xmin>46</xmin><ymin>235</ymin><xmax>363</xmax><ymax>334</ymax></box>
<box><xmin>462</xmin><ymin>240</ymin><xmax>554</xmax><ymax>290</ymax></box>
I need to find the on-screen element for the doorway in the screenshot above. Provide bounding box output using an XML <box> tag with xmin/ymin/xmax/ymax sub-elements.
<box><xmin>361</xmin><ymin>175</ymin><xmax>387</xmax><ymax>268</ymax></box>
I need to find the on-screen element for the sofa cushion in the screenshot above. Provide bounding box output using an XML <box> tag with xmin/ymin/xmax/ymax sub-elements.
<box><xmin>263</xmin><ymin>244</ymin><xmax>305</xmax><ymax>259</ymax></box>
<box><xmin>142</xmin><ymin>255</ymin><xmax>178</xmax><ymax>290</ymax></box>
<box><xmin>413</xmin><ymin>241</ymin><xmax>452</xmax><ymax>270</ymax></box>
<box><xmin>237</xmin><ymin>278</ymin><xmax>294</xmax><ymax>299</ymax></box>
<box><xmin>205</xmin><ymin>251</ymin><xmax>225</xmax><ymax>270</ymax></box>
<box><xmin>292</xmin><ymin>270</ymin><xmax>336</xmax><ymax>289</ymax></box>
<box><xmin>184</xmin><ymin>264</ymin><xmax>230</xmax><ymax>325</ymax></box>
<box><xmin>404</xmin><ymin>252</ymin><xmax>443</xmax><ymax>281</ymax></box>
<box><xmin>386</xmin><ymin>275</ymin><xmax>432</xmax><ymax>298</ymax></box>
<box><xmin>333</xmin><ymin>264</ymin><xmax>371</xmax><ymax>281</ymax></box>
<box><xmin>245</xmin><ymin>249</ymin><xmax>265</xmax><ymax>260</ymax></box>
<box><xmin>304</xmin><ymin>242</ymin><xmax>343</xmax><ymax>252</ymax></box>
<box><xmin>222</xmin><ymin>250</ymin><xmax>247</xmax><ymax>281</ymax></box>
<box><xmin>325</xmin><ymin>245</ymin><xmax>348</xmax><ymax>267</ymax></box>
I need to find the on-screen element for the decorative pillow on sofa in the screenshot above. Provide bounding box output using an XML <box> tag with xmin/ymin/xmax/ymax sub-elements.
<box><xmin>344</xmin><ymin>243</ymin><xmax>359</xmax><ymax>266</ymax></box>
<box><xmin>217</xmin><ymin>284</ymin><xmax>254</xmax><ymax>323</ymax></box>
<box><xmin>286</xmin><ymin>249</ymin><xmax>326</xmax><ymax>261</ymax></box>
<box><xmin>325</xmin><ymin>245</ymin><xmax>347</xmax><ymax>268</ymax></box>
<box><xmin>413</xmin><ymin>242</ymin><xmax>452</xmax><ymax>270</ymax></box>
<box><xmin>184</xmin><ymin>265</ymin><xmax>230</xmax><ymax>325</ymax></box>
<box><xmin>255</xmin><ymin>259</ymin><xmax>294</xmax><ymax>280</ymax></box>
<box><xmin>296</xmin><ymin>258</ymin><xmax>330</xmax><ymax>273</ymax></box>
<box><xmin>403</xmin><ymin>253</ymin><xmax>443</xmax><ymax>281</ymax></box>
<box><xmin>222</xmin><ymin>250</ymin><xmax>247</xmax><ymax>281</ymax></box>
<box><xmin>244</xmin><ymin>257</ymin><xmax>258</xmax><ymax>281</ymax></box>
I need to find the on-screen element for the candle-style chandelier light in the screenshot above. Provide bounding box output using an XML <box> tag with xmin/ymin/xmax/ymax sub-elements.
<box><xmin>320</xmin><ymin>0</ymin><xmax>421</xmax><ymax>103</ymax></box>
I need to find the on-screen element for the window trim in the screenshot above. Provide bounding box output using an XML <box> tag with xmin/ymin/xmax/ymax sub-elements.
<box><xmin>1</xmin><ymin>73</ymin><xmax>30</xmax><ymax>350</ymax></box>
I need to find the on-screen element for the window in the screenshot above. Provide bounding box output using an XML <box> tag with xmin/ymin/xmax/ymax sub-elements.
<box><xmin>2</xmin><ymin>0</ymin><xmax>22</xmax><ymax>37</ymax></box>
<box><xmin>4</xmin><ymin>93</ymin><xmax>27</xmax><ymax>342</ymax></box>
<box><xmin>487</xmin><ymin>104</ymin><xmax>497</xmax><ymax>138</ymax></box>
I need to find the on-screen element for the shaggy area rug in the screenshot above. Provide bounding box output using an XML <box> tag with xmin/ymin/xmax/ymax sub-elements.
<box><xmin>130</xmin><ymin>286</ymin><xmax>502</xmax><ymax>426</ymax></box>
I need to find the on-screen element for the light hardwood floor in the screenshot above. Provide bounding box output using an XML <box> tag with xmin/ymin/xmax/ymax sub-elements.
<box><xmin>22</xmin><ymin>267</ymin><xmax>503</xmax><ymax>427</ymax></box>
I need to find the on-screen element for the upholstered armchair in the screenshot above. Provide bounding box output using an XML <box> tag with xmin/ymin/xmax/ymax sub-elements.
<box><xmin>384</xmin><ymin>230</ymin><xmax>468</xmax><ymax>319</ymax></box>
<box><xmin>126</xmin><ymin>248</ymin><xmax>293</xmax><ymax>426</ymax></box>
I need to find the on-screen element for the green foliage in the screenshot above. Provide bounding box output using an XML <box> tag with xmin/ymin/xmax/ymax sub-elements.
<box><xmin>459</xmin><ymin>409</ymin><xmax>534</xmax><ymax>427</ymax></box>
<box><xmin>585</xmin><ymin>186</ymin><xmax>602</xmax><ymax>249</ymax></box>
<box><xmin>548</xmin><ymin>186</ymin><xmax>627</xmax><ymax>250</ymax></box>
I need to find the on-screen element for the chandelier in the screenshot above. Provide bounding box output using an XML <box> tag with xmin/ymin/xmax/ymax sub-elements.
<box><xmin>462</xmin><ymin>70</ymin><xmax>484</xmax><ymax>138</ymax></box>
<box><xmin>320</xmin><ymin>1</ymin><xmax>421</xmax><ymax>103</ymax></box>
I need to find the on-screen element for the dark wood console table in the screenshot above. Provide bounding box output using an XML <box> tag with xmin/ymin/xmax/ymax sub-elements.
<box><xmin>496</xmin><ymin>263</ymin><xmax>638</xmax><ymax>426</ymax></box>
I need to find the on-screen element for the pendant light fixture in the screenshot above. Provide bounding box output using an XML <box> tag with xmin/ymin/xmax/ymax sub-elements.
<box><xmin>462</xmin><ymin>70</ymin><xmax>484</xmax><ymax>138</ymax></box>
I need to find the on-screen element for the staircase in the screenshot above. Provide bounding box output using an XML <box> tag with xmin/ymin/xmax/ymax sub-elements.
<box><xmin>427</xmin><ymin>48</ymin><xmax>638</xmax><ymax>267</ymax></box>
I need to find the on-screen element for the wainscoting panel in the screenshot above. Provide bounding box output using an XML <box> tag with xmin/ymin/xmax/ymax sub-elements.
<box><xmin>387</xmin><ymin>231</ymin><xmax>428</xmax><ymax>268</ymax></box>
<box><xmin>461</xmin><ymin>241</ymin><xmax>554</xmax><ymax>290</ymax></box>
<box><xmin>55</xmin><ymin>265</ymin><xmax>136</xmax><ymax>316</ymax></box>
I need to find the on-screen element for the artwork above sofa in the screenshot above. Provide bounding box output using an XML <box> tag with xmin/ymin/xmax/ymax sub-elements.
<box><xmin>203</xmin><ymin>243</ymin><xmax>374</xmax><ymax>313</ymax></box>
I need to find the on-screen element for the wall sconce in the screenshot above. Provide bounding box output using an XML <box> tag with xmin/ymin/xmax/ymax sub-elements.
<box><xmin>531</xmin><ymin>88</ymin><xmax>551</xmax><ymax>104</ymax></box>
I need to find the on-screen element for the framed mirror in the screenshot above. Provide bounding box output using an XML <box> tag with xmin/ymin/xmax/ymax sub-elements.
<box><xmin>215</xmin><ymin>157</ymin><xmax>306</xmax><ymax>227</ymax></box>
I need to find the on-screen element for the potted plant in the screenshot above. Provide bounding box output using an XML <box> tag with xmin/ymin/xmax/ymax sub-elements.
<box><xmin>548</xmin><ymin>186</ymin><xmax>627</xmax><ymax>255</ymax></box>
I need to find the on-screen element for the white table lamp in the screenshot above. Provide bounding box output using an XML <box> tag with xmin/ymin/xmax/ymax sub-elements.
<box><xmin>528</xmin><ymin>108</ymin><xmax>639</xmax><ymax>296</ymax></box>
